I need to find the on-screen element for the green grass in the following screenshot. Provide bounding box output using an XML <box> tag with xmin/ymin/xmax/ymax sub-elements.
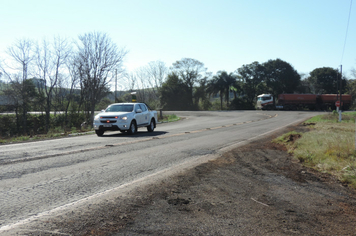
<box><xmin>305</xmin><ymin>111</ymin><xmax>356</xmax><ymax>124</ymax></box>
<box><xmin>275</xmin><ymin>111</ymin><xmax>356</xmax><ymax>188</ymax></box>
<box><xmin>159</xmin><ymin>114</ymin><xmax>180</xmax><ymax>123</ymax></box>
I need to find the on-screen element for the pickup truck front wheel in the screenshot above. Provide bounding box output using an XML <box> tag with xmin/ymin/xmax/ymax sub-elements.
<box><xmin>128</xmin><ymin>121</ymin><xmax>137</xmax><ymax>134</ymax></box>
<box><xmin>147</xmin><ymin>119</ymin><xmax>155</xmax><ymax>132</ymax></box>
<box><xmin>95</xmin><ymin>130</ymin><xmax>104</xmax><ymax>137</ymax></box>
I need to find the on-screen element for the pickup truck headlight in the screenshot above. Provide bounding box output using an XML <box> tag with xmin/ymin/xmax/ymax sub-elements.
<box><xmin>94</xmin><ymin>115</ymin><xmax>100</xmax><ymax>121</ymax></box>
<box><xmin>120</xmin><ymin>116</ymin><xmax>128</xmax><ymax>121</ymax></box>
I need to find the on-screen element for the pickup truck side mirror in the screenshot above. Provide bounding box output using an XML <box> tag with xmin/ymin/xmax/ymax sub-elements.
<box><xmin>136</xmin><ymin>109</ymin><xmax>142</xmax><ymax>113</ymax></box>
<box><xmin>101</xmin><ymin>109</ymin><xmax>105</xmax><ymax>112</ymax></box>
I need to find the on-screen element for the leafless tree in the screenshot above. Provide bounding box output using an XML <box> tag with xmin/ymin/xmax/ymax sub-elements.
<box><xmin>1</xmin><ymin>38</ymin><xmax>34</xmax><ymax>134</ymax></box>
<box><xmin>144</xmin><ymin>60</ymin><xmax>167</xmax><ymax>106</ymax></box>
<box><xmin>34</xmin><ymin>36</ymin><xmax>71</xmax><ymax>131</ymax></box>
<box><xmin>64</xmin><ymin>55</ymin><xmax>80</xmax><ymax>118</ymax></box>
<box><xmin>124</xmin><ymin>61</ymin><xmax>167</xmax><ymax>106</ymax></box>
<box><xmin>74</xmin><ymin>32</ymin><xmax>128</xmax><ymax>124</ymax></box>
<box><xmin>135</xmin><ymin>67</ymin><xmax>149</xmax><ymax>102</ymax></box>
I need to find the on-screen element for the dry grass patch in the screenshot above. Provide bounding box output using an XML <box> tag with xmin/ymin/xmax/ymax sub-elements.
<box><xmin>275</xmin><ymin>113</ymin><xmax>356</xmax><ymax>188</ymax></box>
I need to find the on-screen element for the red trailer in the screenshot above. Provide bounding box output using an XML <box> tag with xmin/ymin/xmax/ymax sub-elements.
<box><xmin>257</xmin><ymin>94</ymin><xmax>352</xmax><ymax>110</ymax></box>
<box><xmin>277</xmin><ymin>94</ymin><xmax>318</xmax><ymax>110</ymax></box>
<box><xmin>275</xmin><ymin>94</ymin><xmax>351</xmax><ymax>110</ymax></box>
<box><xmin>320</xmin><ymin>94</ymin><xmax>351</xmax><ymax>110</ymax></box>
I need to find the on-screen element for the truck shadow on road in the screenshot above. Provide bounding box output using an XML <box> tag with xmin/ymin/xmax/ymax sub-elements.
<box><xmin>99</xmin><ymin>131</ymin><xmax>168</xmax><ymax>138</ymax></box>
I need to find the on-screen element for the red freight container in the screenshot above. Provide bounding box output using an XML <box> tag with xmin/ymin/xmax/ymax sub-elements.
<box><xmin>320</xmin><ymin>94</ymin><xmax>351</xmax><ymax>103</ymax></box>
<box><xmin>278</xmin><ymin>94</ymin><xmax>317</xmax><ymax>104</ymax></box>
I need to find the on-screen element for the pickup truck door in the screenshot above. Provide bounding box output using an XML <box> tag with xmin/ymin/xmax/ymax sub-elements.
<box><xmin>134</xmin><ymin>104</ymin><xmax>144</xmax><ymax>125</ymax></box>
<box><xmin>139</xmin><ymin>104</ymin><xmax>150</xmax><ymax>125</ymax></box>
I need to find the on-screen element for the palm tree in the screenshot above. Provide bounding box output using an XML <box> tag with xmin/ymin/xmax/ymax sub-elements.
<box><xmin>221</xmin><ymin>71</ymin><xmax>237</xmax><ymax>107</ymax></box>
<box><xmin>207</xmin><ymin>71</ymin><xmax>236</xmax><ymax>110</ymax></box>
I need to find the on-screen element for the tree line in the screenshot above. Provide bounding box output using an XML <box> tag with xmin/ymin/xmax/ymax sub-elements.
<box><xmin>159</xmin><ymin>58</ymin><xmax>351</xmax><ymax>111</ymax></box>
<box><xmin>0</xmin><ymin>31</ymin><xmax>355</xmax><ymax>137</ymax></box>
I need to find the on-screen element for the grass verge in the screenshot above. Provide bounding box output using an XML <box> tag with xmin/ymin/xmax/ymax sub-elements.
<box><xmin>273</xmin><ymin>112</ymin><xmax>356</xmax><ymax>188</ymax></box>
<box><xmin>0</xmin><ymin>114</ymin><xmax>180</xmax><ymax>145</ymax></box>
<box><xmin>0</xmin><ymin>127</ymin><xmax>93</xmax><ymax>145</ymax></box>
<box><xmin>158</xmin><ymin>114</ymin><xmax>180</xmax><ymax>123</ymax></box>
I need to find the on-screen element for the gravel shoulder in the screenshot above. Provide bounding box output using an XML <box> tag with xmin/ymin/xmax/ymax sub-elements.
<box><xmin>7</xmin><ymin>123</ymin><xmax>356</xmax><ymax>235</ymax></box>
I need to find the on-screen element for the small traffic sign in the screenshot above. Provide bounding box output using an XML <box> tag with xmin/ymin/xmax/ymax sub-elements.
<box><xmin>335</xmin><ymin>101</ymin><xmax>343</xmax><ymax>107</ymax></box>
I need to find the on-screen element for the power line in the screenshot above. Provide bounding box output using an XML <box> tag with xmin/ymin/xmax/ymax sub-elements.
<box><xmin>341</xmin><ymin>0</ymin><xmax>353</xmax><ymax>64</ymax></box>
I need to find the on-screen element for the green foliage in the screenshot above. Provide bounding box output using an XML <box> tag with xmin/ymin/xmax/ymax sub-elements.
<box><xmin>199</xmin><ymin>98</ymin><xmax>212</xmax><ymax>111</ymax></box>
<box><xmin>160</xmin><ymin>72</ymin><xmax>192</xmax><ymax>110</ymax></box>
<box><xmin>207</xmin><ymin>71</ymin><xmax>237</xmax><ymax>110</ymax></box>
<box><xmin>0</xmin><ymin>114</ymin><xmax>17</xmax><ymax>137</ymax></box>
<box><xmin>346</xmin><ymin>78</ymin><xmax>356</xmax><ymax>109</ymax></box>
<box><xmin>96</xmin><ymin>97</ymin><xmax>112</xmax><ymax>110</ymax></box>
<box><xmin>170</xmin><ymin>58</ymin><xmax>209</xmax><ymax>110</ymax></box>
<box><xmin>237</xmin><ymin>61</ymin><xmax>265</xmax><ymax>104</ymax></box>
<box><xmin>229</xmin><ymin>97</ymin><xmax>255</xmax><ymax>110</ymax></box>
<box><xmin>263</xmin><ymin>58</ymin><xmax>301</xmax><ymax>96</ymax></box>
<box><xmin>309</xmin><ymin>67</ymin><xmax>346</xmax><ymax>94</ymax></box>
<box><xmin>210</xmin><ymin>99</ymin><xmax>228</xmax><ymax>110</ymax></box>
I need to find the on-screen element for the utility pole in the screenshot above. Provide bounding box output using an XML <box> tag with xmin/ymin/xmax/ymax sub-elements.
<box><xmin>115</xmin><ymin>69</ymin><xmax>117</xmax><ymax>102</ymax></box>
<box><xmin>339</xmin><ymin>65</ymin><xmax>343</xmax><ymax>122</ymax></box>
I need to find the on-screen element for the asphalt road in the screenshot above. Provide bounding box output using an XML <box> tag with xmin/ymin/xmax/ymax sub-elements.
<box><xmin>0</xmin><ymin>110</ymin><xmax>321</xmax><ymax>234</ymax></box>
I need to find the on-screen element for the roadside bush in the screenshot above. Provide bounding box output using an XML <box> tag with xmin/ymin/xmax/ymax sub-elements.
<box><xmin>210</xmin><ymin>99</ymin><xmax>228</xmax><ymax>110</ymax></box>
<box><xmin>229</xmin><ymin>97</ymin><xmax>255</xmax><ymax>110</ymax></box>
<box><xmin>0</xmin><ymin>114</ymin><xmax>17</xmax><ymax>137</ymax></box>
<box><xmin>0</xmin><ymin>112</ymin><xmax>88</xmax><ymax>138</ymax></box>
<box><xmin>22</xmin><ymin>114</ymin><xmax>42</xmax><ymax>135</ymax></box>
<box><xmin>51</xmin><ymin>112</ymin><xmax>87</xmax><ymax>130</ymax></box>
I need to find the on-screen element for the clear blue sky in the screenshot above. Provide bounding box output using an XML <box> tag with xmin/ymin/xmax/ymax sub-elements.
<box><xmin>1</xmin><ymin>0</ymin><xmax>355</xmax><ymax>79</ymax></box>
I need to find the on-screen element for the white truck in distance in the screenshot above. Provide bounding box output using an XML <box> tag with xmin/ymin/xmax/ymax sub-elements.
<box><xmin>93</xmin><ymin>103</ymin><xmax>158</xmax><ymax>136</ymax></box>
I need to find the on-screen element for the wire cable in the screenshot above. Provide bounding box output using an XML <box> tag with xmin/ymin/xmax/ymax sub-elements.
<box><xmin>341</xmin><ymin>0</ymin><xmax>353</xmax><ymax>64</ymax></box>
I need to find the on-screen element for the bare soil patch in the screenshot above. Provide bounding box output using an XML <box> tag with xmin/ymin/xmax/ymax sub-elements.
<box><xmin>25</xmin><ymin>124</ymin><xmax>356</xmax><ymax>235</ymax></box>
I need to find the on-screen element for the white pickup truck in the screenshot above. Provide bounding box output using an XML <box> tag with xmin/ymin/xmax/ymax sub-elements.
<box><xmin>93</xmin><ymin>103</ymin><xmax>158</xmax><ymax>136</ymax></box>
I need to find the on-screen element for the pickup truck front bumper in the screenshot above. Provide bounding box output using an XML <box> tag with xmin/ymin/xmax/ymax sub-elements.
<box><xmin>93</xmin><ymin>119</ymin><xmax>130</xmax><ymax>131</ymax></box>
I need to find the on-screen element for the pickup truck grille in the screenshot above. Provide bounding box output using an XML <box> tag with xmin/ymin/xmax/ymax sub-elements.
<box><xmin>100</xmin><ymin>120</ymin><xmax>117</xmax><ymax>123</ymax></box>
<box><xmin>100</xmin><ymin>116</ymin><xmax>117</xmax><ymax>119</ymax></box>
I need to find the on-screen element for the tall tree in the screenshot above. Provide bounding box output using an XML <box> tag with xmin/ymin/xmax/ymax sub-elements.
<box><xmin>74</xmin><ymin>32</ymin><xmax>128</xmax><ymax>123</ymax></box>
<box><xmin>207</xmin><ymin>74</ymin><xmax>226</xmax><ymax>110</ymax></box>
<box><xmin>309</xmin><ymin>67</ymin><xmax>346</xmax><ymax>94</ymax></box>
<box><xmin>237</xmin><ymin>61</ymin><xmax>265</xmax><ymax>105</ymax></box>
<box><xmin>346</xmin><ymin>68</ymin><xmax>356</xmax><ymax>108</ymax></box>
<box><xmin>171</xmin><ymin>58</ymin><xmax>209</xmax><ymax>110</ymax></box>
<box><xmin>263</xmin><ymin>58</ymin><xmax>301</xmax><ymax>99</ymax></box>
<box><xmin>194</xmin><ymin>78</ymin><xmax>211</xmax><ymax>110</ymax></box>
<box><xmin>160</xmin><ymin>72</ymin><xmax>190</xmax><ymax>111</ymax></box>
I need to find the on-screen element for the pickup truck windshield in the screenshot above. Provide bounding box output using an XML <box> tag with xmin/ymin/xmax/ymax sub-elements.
<box><xmin>258</xmin><ymin>96</ymin><xmax>271</xmax><ymax>101</ymax></box>
<box><xmin>106</xmin><ymin>105</ymin><xmax>134</xmax><ymax>112</ymax></box>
